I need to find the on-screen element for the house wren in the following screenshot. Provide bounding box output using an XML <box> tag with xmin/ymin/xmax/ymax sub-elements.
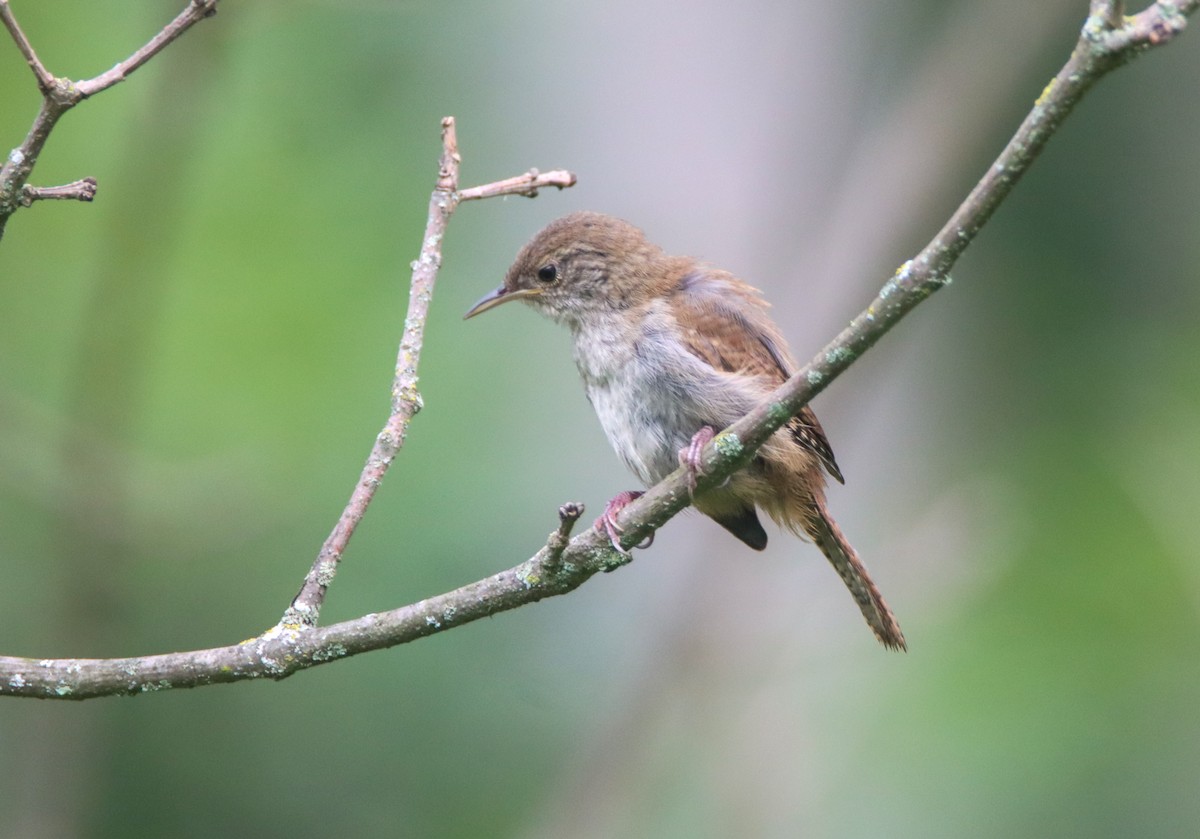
<box><xmin>465</xmin><ymin>212</ymin><xmax>905</xmax><ymax>650</ymax></box>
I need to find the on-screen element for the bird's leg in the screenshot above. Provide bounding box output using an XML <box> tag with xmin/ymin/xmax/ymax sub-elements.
<box><xmin>678</xmin><ymin>426</ymin><xmax>715</xmax><ymax>497</ymax></box>
<box><xmin>595</xmin><ymin>490</ymin><xmax>653</xmax><ymax>554</ymax></box>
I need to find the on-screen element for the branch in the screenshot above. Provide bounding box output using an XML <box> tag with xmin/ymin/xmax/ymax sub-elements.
<box><xmin>0</xmin><ymin>3</ymin><xmax>1194</xmax><ymax>700</ymax></box>
<box><xmin>282</xmin><ymin>118</ymin><xmax>576</xmax><ymax>627</ymax></box>
<box><xmin>0</xmin><ymin>0</ymin><xmax>219</xmax><ymax>242</ymax></box>
<box><xmin>0</xmin><ymin>526</ymin><xmax>614</xmax><ymax>700</ymax></box>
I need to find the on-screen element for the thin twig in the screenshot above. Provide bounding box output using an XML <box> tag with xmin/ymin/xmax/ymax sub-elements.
<box><xmin>0</xmin><ymin>3</ymin><xmax>1195</xmax><ymax>700</ymax></box>
<box><xmin>20</xmin><ymin>177</ymin><xmax>97</xmax><ymax>205</ymax></box>
<box><xmin>282</xmin><ymin>118</ymin><xmax>579</xmax><ymax>628</ymax></box>
<box><xmin>74</xmin><ymin>0</ymin><xmax>219</xmax><ymax>98</ymax></box>
<box><xmin>458</xmin><ymin>168</ymin><xmax>577</xmax><ymax>202</ymax></box>
<box><xmin>0</xmin><ymin>0</ymin><xmax>54</xmax><ymax>92</ymax></box>
<box><xmin>0</xmin><ymin>0</ymin><xmax>220</xmax><ymax>241</ymax></box>
<box><xmin>544</xmin><ymin>502</ymin><xmax>585</xmax><ymax>570</ymax></box>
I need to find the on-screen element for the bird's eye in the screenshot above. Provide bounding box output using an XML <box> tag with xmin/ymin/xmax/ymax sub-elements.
<box><xmin>536</xmin><ymin>263</ymin><xmax>558</xmax><ymax>283</ymax></box>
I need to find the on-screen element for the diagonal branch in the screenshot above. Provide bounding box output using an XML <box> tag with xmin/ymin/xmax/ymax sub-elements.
<box><xmin>0</xmin><ymin>2</ymin><xmax>1194</xmax><ymax>700</ymax></box>
<box><xmin>73</xmin><ymin>1</ymin><xmax>220</xmax><ymax>98</ymax></box>
<box><xmin>594</xmin><ymin>0</ymin><xmax>1199</xmax><ymax>553</ymax></box>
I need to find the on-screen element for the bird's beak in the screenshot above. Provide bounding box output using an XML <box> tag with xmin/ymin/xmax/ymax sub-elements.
<box><xmin>463</xmin><ymin>286</ymin><xmax>543</xmax><ymax>319</ymax></box>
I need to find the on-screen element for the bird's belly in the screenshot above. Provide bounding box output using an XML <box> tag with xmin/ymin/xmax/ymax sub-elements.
<box><xmin>586</xmin><ymin>368</ymin><xmax>700</xmax><ymax>487</ymax></box>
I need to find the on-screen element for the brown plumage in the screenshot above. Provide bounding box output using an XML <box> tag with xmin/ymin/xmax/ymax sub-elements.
<box><xmin>466</xmin><ymin>212</ymin><xmax>905</xmax><ymax>651</ymax></box>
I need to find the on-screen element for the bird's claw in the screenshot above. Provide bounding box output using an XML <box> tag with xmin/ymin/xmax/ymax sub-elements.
<box><xmin>595</xmin><ymin>490</ymin><xmax>652</xmax><ymax>554</ymax></box>
<box><xmin>678</xmin><ymin>426</ymin><xmax>715</xmax><ymax>498</ymax></box>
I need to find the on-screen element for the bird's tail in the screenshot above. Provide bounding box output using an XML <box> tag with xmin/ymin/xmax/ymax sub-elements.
<box><xmin>806</xmin><ymin>496</ymin><xmax>906</xmax><ymax>651</ymax></box>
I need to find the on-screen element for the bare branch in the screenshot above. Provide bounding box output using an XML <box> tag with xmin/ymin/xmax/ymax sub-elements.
<box><xmin>20</xmin><ymin>177</ymin><xmax>97</xmax><ymax>205</ymax></box>
<box><xmin>282</xmin><ymin>118</ymin><xmax>579</xmax><ymax>627</ymax></box>
<box><xmin>458</xmin><ymin>168</ymin><xmax>578</xmax><ymax>202</ymax></box>
<box><xmin>74</xmin><ymin>0</ymin><xmax>219</xmax><ymax>98</ymax></box>
<box><xmin>0</xmin><ymin>0</ymin><xmax>220</xmax><ymax>242</ymax></box>
<box><xmin>0</xmin><ymin>511</ymin><xmax>624</xmax><ymax>700</ymax></box>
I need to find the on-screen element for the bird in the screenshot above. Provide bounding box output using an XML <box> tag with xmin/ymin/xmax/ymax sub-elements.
<box><xmin>465</xmin><ymin>211</ymin><xmax>905</xmax><ymax>650</ymax></box>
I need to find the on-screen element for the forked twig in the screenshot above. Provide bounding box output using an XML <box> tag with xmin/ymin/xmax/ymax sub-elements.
<box><xmin>0</xmin><ymin>0</ymin><xmax>220</xmax><ymax>241</ymax></box>
<box><xmin>282</xmin><ymin>118</ymin><xmax>576</xmax><ymax>627</ymax></box>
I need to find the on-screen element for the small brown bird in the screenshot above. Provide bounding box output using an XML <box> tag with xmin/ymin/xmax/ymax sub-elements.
<box><xmin>466</xmin><ymin>212</ymin><xmax>905</xmax><ymax>650</ymax></box>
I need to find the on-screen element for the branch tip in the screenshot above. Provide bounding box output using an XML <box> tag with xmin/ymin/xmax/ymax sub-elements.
<box><xmin>457</xmin><ymin>168</ymin><xmax>578</xmax><ymax>202</ymax></box>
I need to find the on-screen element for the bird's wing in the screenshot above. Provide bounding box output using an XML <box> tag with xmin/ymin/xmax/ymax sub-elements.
<box><xmin>791</xmin><ymin>407</ymin><xmax>843</xmax><ymax>484</ymax></box>
<box><xmin>671</xmin><ymin>267</ymin><xmax>844</xmax><ymax>482</ymax></box>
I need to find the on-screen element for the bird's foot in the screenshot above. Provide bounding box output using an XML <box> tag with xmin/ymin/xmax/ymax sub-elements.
<box><xmin>678</xmin><ymin>426</ymin><xmax>715</xmax><ymax>498</ymax></box>
<box><xmin>595</xmin><ymin>490</ymin><xmax>652</xmax><ymax>554</ymax></box>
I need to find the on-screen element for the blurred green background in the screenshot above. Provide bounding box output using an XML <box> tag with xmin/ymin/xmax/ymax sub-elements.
<box><xmin>2</xmin><ymin>1</ymin><xmax>1199</xmax><ymax>837</ymax></box>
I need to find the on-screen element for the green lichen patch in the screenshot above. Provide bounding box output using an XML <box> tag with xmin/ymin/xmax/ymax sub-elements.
<box><xmin>713</xmin><ymin>432</ymin><xmax>743</xmax><ymax>459</ymax></box>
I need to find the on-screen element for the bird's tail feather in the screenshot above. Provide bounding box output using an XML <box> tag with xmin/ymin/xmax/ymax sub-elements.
<box><xmin>807</xmin><ymin>496</ymin><xmax>906</xmax><ymax>651</ymax></box>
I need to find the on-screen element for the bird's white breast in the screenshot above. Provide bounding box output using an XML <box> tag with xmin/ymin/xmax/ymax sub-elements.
<box><xmin>569</xmin><ymin>302</ymin><xmax>712</xmax><ymax>486</ymax></box>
